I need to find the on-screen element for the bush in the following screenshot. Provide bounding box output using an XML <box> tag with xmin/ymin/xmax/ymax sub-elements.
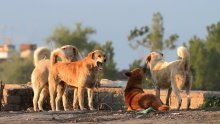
<box><xmin>201</xmin><ymin>96</ymin><xmax>220</xmax><ymax>108</ymax></box>
<box><xmin>0</xmin><ymin>56</ymin><xmax>34</xmax><ymax>84</ymax></box>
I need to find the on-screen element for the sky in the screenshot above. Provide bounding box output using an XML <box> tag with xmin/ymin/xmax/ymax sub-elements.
<box><xmin>0</xmin><ymin>0</ymin><xmax>220</xmax><ymax>70</ymax></box>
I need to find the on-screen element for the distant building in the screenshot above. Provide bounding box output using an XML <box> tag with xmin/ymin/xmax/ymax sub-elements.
<box><xmin>0</xmin><ymin>43</ymin><xmax>16</xmax><ymax>61</ymax></box>
<box><xmin>20</xmin><ymin>44</ymin><xmax>37</xmax><ymax>58</ymax></box>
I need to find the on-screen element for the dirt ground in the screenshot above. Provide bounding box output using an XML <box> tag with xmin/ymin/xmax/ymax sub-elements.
<box><xmin>0</xmin><ymin>108</ymin><xmax>220</xmax><ymax>124</ymax></box>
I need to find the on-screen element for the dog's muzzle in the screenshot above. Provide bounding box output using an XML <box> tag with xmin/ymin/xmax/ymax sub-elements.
<box><xmin>97</xmin><ymin>61</ymin><xmax>103</xmax><ymax>71</ymax></box>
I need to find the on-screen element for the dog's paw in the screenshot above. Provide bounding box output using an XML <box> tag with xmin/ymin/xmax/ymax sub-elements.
<box><xmin>39</xmin><ymin>109</ymin><xmax>46</xmax><ymax>112</ymax></box>
<box><xmin>64</xmin><ymin>108</ymin><xmax>70</xmax><ymax>111</ymax></box>
<box><xmin>81</xmin><ymin>108</ymin><xmax>87</xmax><ymax>111</ymax></box>
<box><xmin>73</xmin><ymin>108</ymin><xmax>80</xmax><ymax>111</ymax></box>
<box><xmin>89</xmin><ymin>107</ymin><xmax>96</xmax><ymax>111</ymax></box>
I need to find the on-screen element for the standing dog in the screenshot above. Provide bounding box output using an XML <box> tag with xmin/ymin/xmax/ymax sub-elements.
<box><xmin>31</xmin><ymin>45</ymin><xmax>81</xmax><ymax>111</ymax></box>
<box><xmin>145</xmin><ymin>46</ymin><xmax>192</xmax><ymax>110</ymax></box>
<box><xmin>49</xmin><ymin>50</ymin><xmax>106</xmax><ymax>111</ymax></box>
<box><xmin>124</xmin><ymin>68</ymin><xmax>169</xmax><ymax>111</ymax></box>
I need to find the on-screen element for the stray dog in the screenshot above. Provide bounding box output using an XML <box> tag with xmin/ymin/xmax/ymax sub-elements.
<box><xmin>145</xmin><ymin>46</ymin><xmax>192</xmax><ymax>110</ymax></box>
<box><xmin>31</xmin><ymin>45</ymin><xmax>81</xmax><ymax>111</ymax></box>
<box><xmin>124</xmin><ymin>68</ymin><xmax>169</xmax><ymax>111</ymax></box>
<box><xmin>49</xmin><ymin>50</ymin><xmax>106</xmax><ymax>111</ymax></box>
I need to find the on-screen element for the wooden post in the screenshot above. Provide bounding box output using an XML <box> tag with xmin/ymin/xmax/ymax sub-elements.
<box><xmin>0</xmin><ymin>80</ymin><xmax>4</xmax><ymax>111</ymax></box>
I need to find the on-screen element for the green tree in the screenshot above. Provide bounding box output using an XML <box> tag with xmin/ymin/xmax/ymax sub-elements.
<box><xmin>47</xmin><ymin>23</ymin><xmax>118</xmax><ymax>80</ymax></box>
<box><xmin>189</xmin><ymin>36</ymin><xmax>208</xmax><ymax>90</ymax></box>
<box><xmin>99</xmin><ymin>41</ymin><xmax>118</xmax><ymax>80</ymax></box>
<box><xmin>0</xmin><ymin>56</ymin><xmax>34</xmax><ymax>84</ymax></box>
<box><xmin>129</xmin><ymin>59</ymin><xmax>142</xmax><ymax>70</ymax></box>
<box><xmin>47</xmin><ymin>23</ymin><xmax>96</xmax><ymax>55</ymax></box>
<box><xmin>128</xmin><ymin>12</ymin><xmax>178</xmax><ymax>51</ymax></box>
<box><xmin>189</xmin><ymin>22</ymin><xmax>220</xmax><ymax>91</ymax></box>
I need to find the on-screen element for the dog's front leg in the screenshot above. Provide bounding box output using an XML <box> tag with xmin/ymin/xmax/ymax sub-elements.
<box><xmin>166</xmin><ymin>87</ymin><xmax>172</xmax><ymax>106</ymax></box>
<box><xmin>156</xmin><ymin>87</ymin><xmax>164</xmax><ymax>104</ymax></box>
<box><xmin>62</xmin><ymin>86</ymin><xmax>69</xmax><ymax>111</ymax></box>
<box><xmin>87</xmin><ymin>88</ymin><xmax>94</xmax><ymax>110</ymax></box>
<box><xmin>155</xmin><ymin>86</ymin><xmax>160</xmax><ymax>99</ymax></box>
<box><xmin>73</xmin><ymin>88</ymin><xmax>79</xmax><ymax>110</ymax></box>
<box><xmin>78</xmin><ymin>87</ymin><xmax>87</xmax><ymax>110</ymax></box>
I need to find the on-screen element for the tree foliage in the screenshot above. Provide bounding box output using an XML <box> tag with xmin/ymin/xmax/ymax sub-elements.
<box><xmin>189</xmin><ymin>22</ymin><xmax>220</xmax><ymax>90</ymax></box>
<box><xmin>47</xmin><ymin>23</ymin><xmax>118</xmax><ymax>80</ymax></box>
<box><xmin>128</xmin><ymin>12</ymin><xmax>178</xmax><ymax>51</ymax></box>
<box><xmin>47</xmin><ymin>23</ymin><xmax>96</xmax><ymax>55</ymax></box>
<box><xmin>98</xmin><ymin>41</ymin><xmax>118</xmax><ymax>80</ymax></box>
<box><xmin>129</xmin><ymin>59</ymin><xmax>142</xmax><ymax>70</ymax></box>
<box><xmin>0</xmin><ymin>56</ymin><xmax>34</xmax><ymax>84</ymax></box>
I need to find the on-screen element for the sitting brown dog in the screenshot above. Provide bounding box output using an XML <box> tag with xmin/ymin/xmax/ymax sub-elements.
<box><xmin>124</xmin><ymin>68</ymin><xmax>169</xmax><ymax>111</ymax></box>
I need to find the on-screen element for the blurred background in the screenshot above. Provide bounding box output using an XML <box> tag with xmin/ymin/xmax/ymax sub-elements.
<box><xmin>0</xmin><ymin>0</ymin><xmax>219</xmax><ymax>91</ymax></box>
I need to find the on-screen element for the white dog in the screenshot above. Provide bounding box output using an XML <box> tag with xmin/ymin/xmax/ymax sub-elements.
<box><xmin>31</xmin><ymin>45</ymin><xmax>81</xmax><ymax>111</ymax></box>
<box><xmin>146</xmin><ymin>46</ymin><xmax>192</xmax><ymax>110</ymax></box>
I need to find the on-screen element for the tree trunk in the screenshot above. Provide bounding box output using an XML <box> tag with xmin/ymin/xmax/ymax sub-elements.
<box><xmin>0</xmin><ymin>80</ymin><xmax>4</xmax><ymax>111</ymax></box>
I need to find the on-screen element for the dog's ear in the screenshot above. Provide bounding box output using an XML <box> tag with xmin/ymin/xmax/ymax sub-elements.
<box><xmin>124</xmin><ymin>72</ymin><xmax>132</xmax><ymax>77</ymax></box>
<box><xmin>142</xmin><ymin>66</ymin><xmax>147</xmax><ymax>73</ymax></box>
<box><xmin>88</xmin><ymin>51</ymin><xmax>95</xmax><ymax>60</ymax></box>
<box><xmin>146</xmin><ymin>53</ymin><xmax>151</xmax><ymax>63</ymax></box>
<box><xmin>72</xmin><ymin>47</ymin><xmax>78</xmax><ymax>56</ymax></box>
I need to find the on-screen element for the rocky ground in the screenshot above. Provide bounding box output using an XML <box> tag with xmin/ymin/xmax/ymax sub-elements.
<box><xmin>0</xmin><ymin>108</ymin><xmax>220</xmax><ymax>124</ymax></box>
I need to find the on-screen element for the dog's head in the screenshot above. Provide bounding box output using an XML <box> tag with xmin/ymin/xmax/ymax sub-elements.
<box><xmin>145</xmin><ymin>52</ymin><xmax>164</xmax><ymax>66</ymax></box>
<box><xmin>61</xmin><ymin>45</ymin><xmax>82</xmax><ymax>62</ymax></box>
<box><xmin>124</xmin><ymin>67</ymin><xmax>147</xmax><ymax>88</ymax></box>
<box><xmin>88</xmin><ymin>50</ymin><xmax>107</xmax><ymax>71</ymax></box>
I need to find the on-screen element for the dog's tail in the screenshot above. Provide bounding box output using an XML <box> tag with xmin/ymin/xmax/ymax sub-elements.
<box><xmin>157</xmin><ymin>105</ymin><xmax>170</xmax><ymax>111</ymax></box>
<box><xmin>33</xmin><ymin>47</ymin><xmax>50</xmax><ymax>66</ymax></box>
<box><xmin>177</xmin><ymin>46</ymin><xmax>190</xmax><ymax>70</ymax></box>
<box><xmin>50</xmin><ymin>48</ymin><xmax>67</xmax><ymax>66</ymax></box>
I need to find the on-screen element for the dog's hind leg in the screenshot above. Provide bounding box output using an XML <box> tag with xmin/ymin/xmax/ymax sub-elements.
<box><xmin>186</xmin><ymin>87</ymin><xmax>191</xmax><ymax>110</ymax></box>
<box><xmin>38</xmin><ymin>85</ymin><xmax>48</xmax><ymax>111</ymax></box>
<box><xmin>48</xmin><ymin>74</ymin><xmax>57</xmax><ymax>111</ymax></box>
<box><xmin>87</xmin><ymin>88</ymin><xmax>94</xmax><ymax>110</ymax></box>
<box><xmin>171</xmin><ymin>76</ymin><xmax>182</xmax><ymax>110</ymax></box>
<box><xmin>56</xmin><ymin>83</ymin><xmax>65</xmax><ymax>111</ymax></box>
<box><xmin>33</xmin><ymin>88</ymin><xmax>41</xmax><ymax>112</ymax></box>
<box><xmin>185</xmin><ymin>71</ymin><xmax>192</xmax><ymax>110</ymax></box>
<box><xmin>166</xmin><ymin>87</ymin><xmax>172</xmax><ymax>106</ymax></box>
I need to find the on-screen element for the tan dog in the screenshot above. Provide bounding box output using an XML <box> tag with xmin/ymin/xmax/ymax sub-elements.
<box><xmin>145</xmin><ymin>46</ymin><xmax>192</xmax><ymax>110</ymax></box>
<box><xmin>49</xmin><ymin>50</ymin><xmax>106</xmax><ymax>111</ymax></box>
<box><xmin>31</xmin><ymin>45</ymin><xmax>81</xmax><ymax>111</ymax></box>
<box><xmin>124</xmin><ymin>68</ymin><xmax>169</xmax><ymax>111</ymax></box>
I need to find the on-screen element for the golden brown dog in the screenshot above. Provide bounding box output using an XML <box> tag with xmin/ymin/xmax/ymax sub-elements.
<box><xmin>145</xmin><ymin>46</ymin><xmax>192</xmax><ymax>110</ymax></box>
<box><xmin>124</xmin><ymin>68</ymin><xmax>169</xmax><ymax>111</ymax></box>
<box><xmin>49</xmin><ymin>50</ymin><xmax>106</xmax><ymax>111</ymax></box>
<box><xmin>31</xmin><ymin>45</ymin><xmax>81</xmax><ymax>111</ymax></box>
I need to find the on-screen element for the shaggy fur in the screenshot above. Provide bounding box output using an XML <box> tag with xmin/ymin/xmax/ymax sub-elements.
<box><xmin>31</xmin><ymin>45</ymin><xmax>81</xmax><ymax>112</ymax></box>
<box><xmin>48</xmin><ymin>50</ymin><xmax>106</xmax><ymax>111</ymax></box>
<box><xmin>124</xmin><ymin>68</ymin><xmax>169</xmax><ymax>111</ymax></box>
<box><xmin>146</xmin><ymin>46</ymin><xmax>192</xmax><ymax>110</ymax></box>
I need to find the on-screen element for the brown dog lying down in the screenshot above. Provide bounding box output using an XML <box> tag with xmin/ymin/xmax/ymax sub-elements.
<box><xmin>49</xmin><ymin>50</ymin><xmax>106</xmax><ymax>111</ymax></box>
<box><xmin>124</xmin><ymin>68</ymin><xmax>169</xmax><ymax>111</ymax></box>
<box><xmin>31</xmin><ymin>45</ymin><xmax>81</xmax><ymax>111</ymax></box>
